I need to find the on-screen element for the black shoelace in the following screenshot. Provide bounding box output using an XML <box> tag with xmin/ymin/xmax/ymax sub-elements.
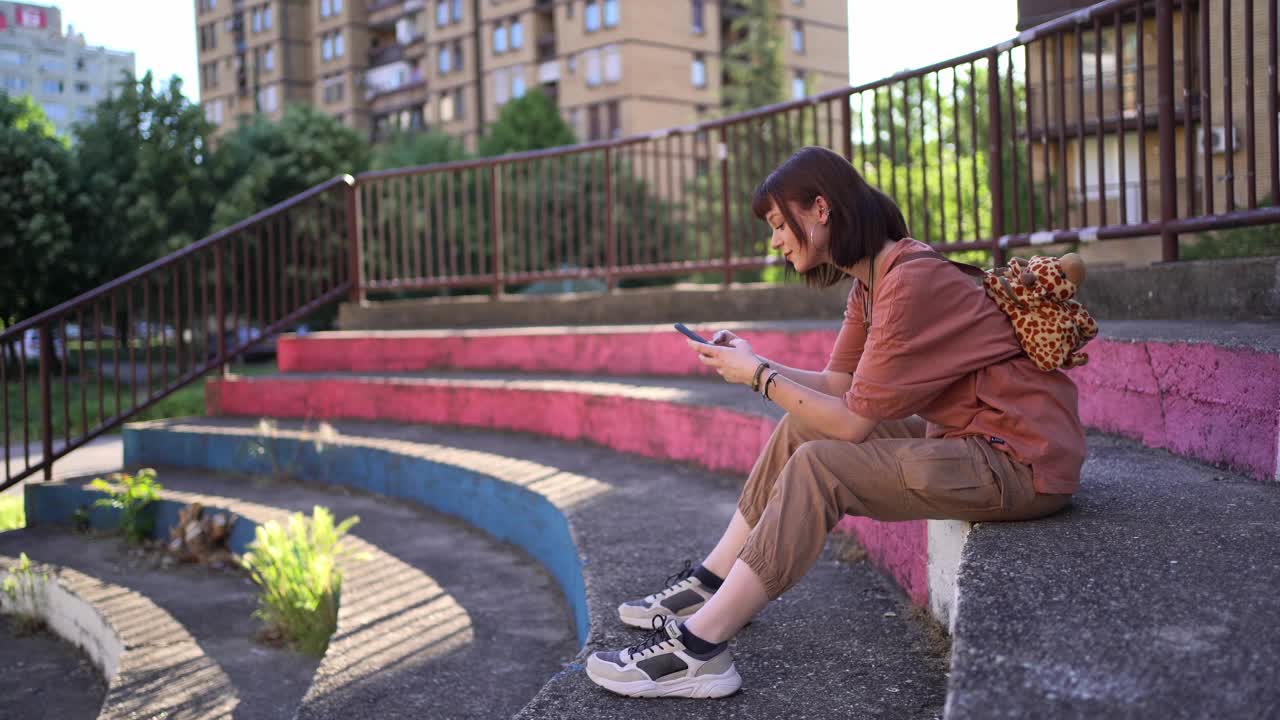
<box><xmin>626</xmin><ymin>615</ymin><xmax>674</xmax><ymax>657</ymax></box>
<box><xmin>663</xmin><ymin>559</ymin><xmax>694</xmax><ymax>589</ymax></box>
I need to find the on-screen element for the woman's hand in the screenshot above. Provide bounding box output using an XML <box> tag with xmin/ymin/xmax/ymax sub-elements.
<box><xmin>710</xmin><ymin>329</ymin><xmax>752</xmax><ymax>355</ymax></box>
<box><xmin>689</xmin><ymin>339</ymin><xmax>763</xmax><ymax>387</ymax></box>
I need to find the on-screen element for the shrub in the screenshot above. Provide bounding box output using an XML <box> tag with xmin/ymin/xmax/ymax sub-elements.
<box><xmin>0</xmin><ymin>493</ymin><xmax>23</xmax><ymax>532</ymax></box>
<box><xmin>1</xmin><ymin>552</ymin><xmax>48</xmax><ymax>636</ymax></box>
<box><xmin>89</xmin><ymin>468</ymin><xmax>162</xmax><ymax>544</ymax></box>
<box><xmin>239</xmin><ymin>506</ymin><xmax>361</xmax><ymax>657</ymax></box>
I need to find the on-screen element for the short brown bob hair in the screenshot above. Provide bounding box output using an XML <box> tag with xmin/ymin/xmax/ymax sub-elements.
<box><xmin>751</xmin><ymin>146</ymin><xmax>910</xmax><ymax>288</ymax></box>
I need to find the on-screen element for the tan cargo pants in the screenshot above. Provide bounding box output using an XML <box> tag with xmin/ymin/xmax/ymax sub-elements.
<box><xmin>736</xmin><ymin>414</ymin><xmax>1071</xmax><ymax>599</ymax></box>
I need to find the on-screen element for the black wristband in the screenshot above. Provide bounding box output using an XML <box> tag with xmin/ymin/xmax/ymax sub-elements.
<box><xmin>751</xmin><ymin>361</ymin><xmax>771</xmax><ymax>392</ymax></box>
<box><xmin>763</xmin><ymin>371</ymin><xmax>780</xmax><ymax>400</ymax></box>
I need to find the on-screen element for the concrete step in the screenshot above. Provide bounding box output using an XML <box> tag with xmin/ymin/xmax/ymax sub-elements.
<box><xmin>0</xmin><ymin>542</ymin><xmax>241</xmax><ymax>719</ymax></box>
<box><xmin>19</xmin><ymin>462</ymin><xmax>575</xmax><ymax>720</ymax></box>
<box><xmin>122</xmin><ymin>417</ymin><xmax>950</xmax><ymax>719</ymax></box>
<box><xmin>948</xmin><ymin>433</ymin><xmax>1280</xmax><ymax>718</ymax></box>
<box><xmin>268</xmin><ymin>319</ymin><xmax>1280</xmax><ymax>482</ymax></box>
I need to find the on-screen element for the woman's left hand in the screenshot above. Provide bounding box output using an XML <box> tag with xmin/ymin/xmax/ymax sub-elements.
<box><xmin>689</xmin><ymin>340</ymin><xmax>761</xmax><ymax>386</ymax></box>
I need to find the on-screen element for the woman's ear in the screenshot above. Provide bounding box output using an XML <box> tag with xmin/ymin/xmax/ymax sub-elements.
<box><xmin>814</xmin><ymin>196</ymin><xmax>830</xmax><ymax>224</ymax></box>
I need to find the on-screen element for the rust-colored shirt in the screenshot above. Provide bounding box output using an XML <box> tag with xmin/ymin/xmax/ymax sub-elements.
<box><xmin>827</xmin><ymin>238</ymin><xmax>1085</xmax><ymax>495</ymax></box>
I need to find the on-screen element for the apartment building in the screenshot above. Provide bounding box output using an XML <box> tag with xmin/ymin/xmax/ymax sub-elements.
<box><xmin>195</xmin><ymin>0</ymin><xmax>849</xmax><ymax>148</ymax></box>
<box><xmin>0</xmin><ymin>2</ymin><xmax>135</xmax><ymax>137</ymax></box>
<box><xmin>1019</xmin><ymin>0</ymin><xmax>1271</xmax><ymax>264</ymax></box>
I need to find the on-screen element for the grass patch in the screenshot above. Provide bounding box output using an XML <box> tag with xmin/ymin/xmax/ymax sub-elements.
<box><xmin>241</xmin><ymin>506</ymin><xmax>364</xmax><ymax>657</ymax></box>
<box><xmin>1185</xmin><ymin>224</ymin><xmax>1280</xmax><ymax>260</ymax></box>
<box><xmin>909</xmin><ymin>604</ymin><xmax>953</xmax><ymax>666</ymax></box>
<box><xmin>0</xmin><ymin>493</ymin><xmax>23</xmax><ymax>532</ymax></box>
<box><xmin>829</xmin><ymin>532</ymin><xmax>868</xmax><ymax>565</ymax></box>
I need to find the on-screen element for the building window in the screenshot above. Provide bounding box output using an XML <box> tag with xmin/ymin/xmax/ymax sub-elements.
<box><xmin>263</xmin><ymin>5</ymin><xmax>273</xmax><ymax>30</ymax></box>
<box><xmin>323</xmin><ymin>74</ymin><xmax>344</xmax><ymax>103</ymax></box>
<box><xmin>321</xmin><ymin>0</ymin><xmax>343</xmax><ymax>17</ymax></box>
<box><xmin>440</xmin><ymin>91</ymin><xmax>455</xmax><ymax>122</ymax></box>
<box><xmin>258</xmin><ymin>85</ymin><xmax>278</xmax><ymax>112</ymax></box>
<box><xmin>453</xmin><ymin>40</ymin><xmax>463</xmax><ymax>70</ymax></box>
<box><xmin>75</xmin><ymin>81</ymin><xmax>90</xmax><ymax>94</ymax></box>
<box><xmin>792</xmin><ymin>21</ymin><xmax>804</xmax><ymax>53</ymax></box>
<box><xmin>451</xmin><ymin>0</ymin><xmax>462</xmax><ymax>22</ymax></box>
<box><xmin>493</xmin><ymin>67</ymin><xmax>509</xmax><ymax>105</ymax></box>
<box><xmin>438</xmin><ymin>45</ymin><xmax>452</xmax><ymax>73</ymax></box>
<box><xmin>494</xmin><ymin>22</ymin><xmax>508</xmax><ymax>54</ymax></box>
<box><xmin>3</xmin><ymin>76</ymin><xmax>30</xmax><ymax>92</ymax></box>
<box><xmin>792</xmin><ymin>70</ymin><xmax>806</xmax><ymax>99</ymax></box>
<box><xmin>566</xmin><ymin>0</ymin><xmax>574</xmax><ymax>18</ymax></box>
<box><xmin>454</xmin><ymin>86</ymin><xmax>465</xmax><ymax>120</ymax></box>
<box><xmin>603</xmin><ymin>44</ymin><xmax>620</xmax><ymax>83</ymax></box>
<box><xmin>39</xmin><ymin>55</ymin><xmax>65</xmax><ymax>73</ymax></box>
<box><xmin>568</xmin><ymin>107</ymin><xmax>580</xmax><ymax>137</ymax></box>
<box><xmin>252</xmin><ymin>8</ymin><xmax>262</xmax><ymax>32</ymax></box>
<box><xmin>44</xmin><ymin>103</ymin><xmax>66</xmax><ymax>121</ymax></box>
<box><xmin>322</xmin><ymin>34</ymin><xmax>334</xmax><ymax>60</ymax></box>
<box><xmin>603</xmin><ymin>0</ymin><xmax>618</xmax><ymax>27</ymax></box>
<box><xmin>566</xmin><ymin>53</ymin><xmax>576</xmax><ymax>74</ymax></box>
<box><xmin>436</xmin><ymin>1</ymin><xmax>448</xmax><ymax>27</ymax></box>
<box><xmin>587</xmin><ymin>103</ymin><xmax>600</xmax><ymax>141</ymax></box>
<box><xmin>0</xmin><ymin>50</ymin><xmax>23</xmax><ymax>65</ymax></box>
<box><xmin>264</xmin><ymin>46</ymin><xmax>274</xmax><ymax>71</ymax></box>
<box><xmin>607</xmin><ymin>99</ymin><xmax>620</xmax><ymax>138</ymax></box>
<box><xmin>204</xmin><ymin>99</ymin><xmax>223</xmax><ymax>125</ymax></box>
<box><xmin>335</xmin><ymin>30</ymin><xmax>344</xmax><ymax>57</ymax></box>
<box><xmin>41</xmin><ymin>79</ymin><xmax>63</xmax><ymax>94</ymax></box>
<box><xmin>691</xmin><ymin>0</ymin><xmax>703</xmax><ymax>34</ymax></box>
<box><xmin>511</xmin><ymin>67</ymin><xmax>526</xmax><ymax>98</ymax></box>
<box><xmin>584</xmin><ymin>0</ymin><xmax>600</xmax><ymax>32</ymax></box>
<box><xmin>511</xmin><ymin>17</ymin><xmax>523</xmax><ymax>49</ymax></box>
<box><xmin>585</xmin><ymin>48</ymin><xmax>601</xmax><ymax>87</ymax></box>
<box><xmin>691</xmin><ymin>53</ymin><xmax>706</xmax><ymax>88</ymax></box>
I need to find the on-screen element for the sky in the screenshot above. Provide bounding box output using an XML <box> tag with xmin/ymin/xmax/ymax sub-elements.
<box><xmin>34</xmin><ymin>0</ymin><xmax>1020</xmax><ymax>103</ymax></box>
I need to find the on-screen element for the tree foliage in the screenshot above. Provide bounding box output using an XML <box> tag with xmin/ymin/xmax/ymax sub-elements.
<box><xmin>478</xmin><ymin>90</ymin><xmax>576</xmax><ymax>157</ymax></box>
<box><xmin>372</xmin><ymin>129</ymin><xmax>468</xmax><ymax>170</ymax></box>
<box><xmin>723</xmin><ymin>0</ymin><xmax>785</xmax><ymax>114</ymax></box>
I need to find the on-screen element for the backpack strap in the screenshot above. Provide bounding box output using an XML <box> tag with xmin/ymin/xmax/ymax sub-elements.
<box><xmin>862</xmin><ymin>248</ymin><xmax>989</xmax><ymax>330</ymax></box>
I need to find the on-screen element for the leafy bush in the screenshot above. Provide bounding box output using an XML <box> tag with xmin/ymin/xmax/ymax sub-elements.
<box><xmin>240</xmin><ymin>506</ymin><xmax>361</xmax><ymax>657</ymax></box>
<box><xmin>0</xmin><ymin>493</ymin><xmax>23</xmax><ymax>532</ymax></box>
<box><xmin>89</xmin><ymin>468</ymin><xmax>162</xmax><ymax>544</ymax></box>
<box><xmin>2</xmin><ymin>552</ymin><xmax>48</xmax><ymax>636</ymax></box>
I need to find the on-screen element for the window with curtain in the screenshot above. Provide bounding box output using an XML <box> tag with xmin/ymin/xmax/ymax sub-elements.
<box><xmin>603</xmin><ymin>44</ymin><xmax>620</xmax><ymax>83</ymax></box>
<box><xmin>585</xmin><ymin>0</ymin><xmax>600</xmax><ymax>32</ymax></box>
<box><xmin>691</xmin><ymin>53</ymin><xmax>706</xmax><ymax>88</ymax></box>
<box><xmin>494</xmin><ymin>22</ymin><xmax>508</xmax><ymax>53</ymax></box>
<box><xmin>691</xmin><ymin>0</ymin><xmax>703</xmax><ymax>33</ymax></box>
<box><xmin>603</xmin><ymin>0</ymin><xmax>618</xmax><ymax>27</ymax></box>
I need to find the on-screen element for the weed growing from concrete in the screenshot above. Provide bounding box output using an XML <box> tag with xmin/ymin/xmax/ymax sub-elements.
<box><xmin>909</xmin><ymin>605</ymin><xmax>953</xmax><ymax>666</ymax></box>
<box><xmin>0</xmin><ymin>493</ymin><xmax>23</xmax><ymax>532</ymax></box>
<box><xmin>89</xmin><ymin>468</ymin><xmax>162</xmax><ymax>545</ymax></box>
<box><xmin>1</xmin><ymin>552</ymin><xmax>48</xmax><ymax>636</ymax></box>
<box><xmin>829</xmin><ymin>533</ymin><xmax>868</xmax><ymax>565</ymax></box>
<box><xmin>241</xmin><ymin>418</ymin><xmax>338</xmax><ymax>486</ymax></box>
<box><xmin>240</xmin><ymin>505</ymin><xmax>363</xmax><ymax>657</ymax></box>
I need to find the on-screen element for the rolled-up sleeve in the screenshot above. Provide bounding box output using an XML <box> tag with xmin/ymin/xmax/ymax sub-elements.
<box><xmin>825</xmin><ymin>283</ymin><xmax>868</xmax><ymax>374</ymax></box>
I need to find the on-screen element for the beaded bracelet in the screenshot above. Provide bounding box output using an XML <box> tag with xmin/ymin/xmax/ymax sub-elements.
<box><xmin>750</xmin><ymin>361</ymin><xmax>771</xmax><ymax>392</ymax></box>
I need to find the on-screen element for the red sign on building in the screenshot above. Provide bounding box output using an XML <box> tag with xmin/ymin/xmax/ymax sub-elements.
<box><xmin>14</xmin><ymin>6</ymin><xmax>47</xmax><ymax>29</ymax></box>
<box><xmin>0</xmin><ymin>12</ymin><xmax>7</xmax><ymax>30</ymax></box>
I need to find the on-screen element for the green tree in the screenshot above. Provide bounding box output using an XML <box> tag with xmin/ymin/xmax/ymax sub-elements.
<box><xmin>210</xmin><ymin>104</ymin><xmax>370</xmax><ymax>228</ymax></box>
<box><xmin>723</xmin><ymin>0</ymin><xmax>785</xmax><ymax>114</ymax></box>
<box><xmin>74</xmin><ymin>72</ymin><xmax>216</xmax><ymax>286</ymax></box>
<box><xmin>372</xmin><ymin>129</ymin><xmax>469</xmax><ymax>170</ymax></box>
<box><xmin>0</xmin><ymin>93</ymin><xmax>84</xmax><ymax>332</ymax></box>
<box><xmin>478</xmin><ymin>90</ymin><xmax>576</xmax><ymax>157</ymax></box>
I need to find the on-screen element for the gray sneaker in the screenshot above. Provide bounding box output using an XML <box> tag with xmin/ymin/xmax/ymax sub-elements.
<box><xmin>587</xmin><ymin>617</ymin><xmax>741</xmax><ymax>698</ymax></box>
<box><xmin>618</xmin><ymin>560</ymin><xmax>715</xmax><ymax>629</ymax></box>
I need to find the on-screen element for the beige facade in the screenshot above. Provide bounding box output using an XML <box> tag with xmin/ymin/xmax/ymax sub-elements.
<box><xmin>196</xmin><ymin>0</ymin><xmax>848</xmax><ymax>149</ymax></box>
<box><xmin>0</xmin><ymin>2</ymin><xmax>135</xmax><ymax>138</ymax></box>
<box><xmin>1023</xmin><ymin>2</ymin><xmax>1275</xmax><ymax>265</ymax></box>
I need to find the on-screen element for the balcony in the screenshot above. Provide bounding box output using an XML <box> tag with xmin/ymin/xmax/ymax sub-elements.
<box><xmin>365</xmin><ymin>60</ymin><xmax>425</xmax><ymax>101</ymax></box>
<box><xmin>538</xmin><ymin>60</ymin><xmax>559</xmax><ymax>85</ymax></box>
<box><xmin>369</xmin><ymin>44</ymin><xmax>405</xmax><ymax>67</ymax></box>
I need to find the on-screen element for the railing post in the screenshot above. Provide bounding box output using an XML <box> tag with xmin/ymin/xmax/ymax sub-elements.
<box><xmin>346</xmin><ymin>179</ymin><xmax>364</xmax><ymax>303</ymax></box>
<box><xmin>38</xmin><ymin>323</ymin><xmax>51</xmax><ymax>482</ymax></box>
<box><xmin>214</xmin><ymin>243</ymin><xmax>227</xmax><ymax>376</ymax></box>
<box><xmin>604</xmin><ymin>146</ymin><xmax>616</xmax><ymax>291</ymax></box>
<box><xmin>987</xmin><ymin>49</ymin><xmax>1007</xmax><ymax>268</ymax></box>
<box><xmin>1157</xmin><ymin>0</ymin><xmax>1179</xmax><ymax>261</ymax></box>
<box><xmin>489</xmin><ymin>165</ymin><xmax>504</xmax><ymax>298</ymax></box>
<box><xmin>841</xmin><ymin>97</ymin><xmax>853</xmax><ymax>162</ymax></box>
<box><xmin>719</xmin><ymin>128</ymin><xmax>732</xmax><ymax>286</ymax></box>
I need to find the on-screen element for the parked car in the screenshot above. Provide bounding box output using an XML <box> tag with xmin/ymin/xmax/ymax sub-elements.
<box><xmin>18</xmin><ymin>329</ymin><xmax>66</xmax><ymax>361</ymax></box>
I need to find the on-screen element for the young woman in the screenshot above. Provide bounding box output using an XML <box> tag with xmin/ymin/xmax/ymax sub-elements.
<box><xmin>585</xmin><ymin>146</ymin><xmax>1084</xmax><ymax>699</ymax></box>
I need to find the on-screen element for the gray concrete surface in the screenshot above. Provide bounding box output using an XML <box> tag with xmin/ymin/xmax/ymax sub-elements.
<box><xmin>947</xmin><ymin>434</ymin><xmax>1280</xmax><ymax>719</ymax></box>
<box><xmin>0</xmin><ymin>613</ymin><xmax>105</xmax><ymax>720</ymax></box>
<box><xmin>1077</xmin><ymin>255</ymin><xmax>1280</xmax><ymax>322</ymax></box>
<box><xmin>1097</xmin><ymin>320</ymin><xmax>1280</xmax><ymax>353</ymax></box>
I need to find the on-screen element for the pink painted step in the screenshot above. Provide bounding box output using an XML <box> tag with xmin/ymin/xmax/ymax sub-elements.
<box><xmin>277</xmin><ymin>322</ymin><xmax>1280</xmax><ymax>482</ymax></box>
<box><xmin>207</xmin><ymin>373</ymin><xmax>932</xmax><ymax>606</ymax></box>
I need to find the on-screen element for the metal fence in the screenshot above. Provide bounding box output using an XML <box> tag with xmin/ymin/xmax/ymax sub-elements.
<box><xmin>5</xmin><ymin>0</ymin><xmax>1278</xmax><ymax>490</ymax></box>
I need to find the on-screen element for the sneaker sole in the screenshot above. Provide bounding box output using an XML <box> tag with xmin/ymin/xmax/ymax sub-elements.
<box><xmin>586</xmin><ymin>665</ymin><xmax>743</xmax><ymax>699</ymax></box>
<box><xmin>617</xmin><ymin>603</ymin><xmax>701</xmax><ymax>629</ymax></box>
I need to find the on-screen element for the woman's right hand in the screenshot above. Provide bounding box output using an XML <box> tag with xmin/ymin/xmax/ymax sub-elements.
<box><xmin>711</xmin><ymin>330</ymin><xmax>752</xmax><ymax>355</ymax></box>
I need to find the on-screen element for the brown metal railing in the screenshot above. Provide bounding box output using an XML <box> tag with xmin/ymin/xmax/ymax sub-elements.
<box><xmin>1</xmin><ymin>177</ymin><xmax>356</xmax><ymax>492</ymax></box>
<box><xmin>6</xmin><ymin>0</ymin><xmax>1278</xmax><ymax>491</ymax></box>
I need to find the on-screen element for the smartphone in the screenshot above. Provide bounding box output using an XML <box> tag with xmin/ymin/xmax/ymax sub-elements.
<box><xmin>673</xmin><ymin>323</ymin><xmax>711</xmax><ymax>344</ymax></box>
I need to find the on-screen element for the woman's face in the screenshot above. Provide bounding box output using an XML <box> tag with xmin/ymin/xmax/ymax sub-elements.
<box><xmin>764</xmin><ymin>199</ymin><xmax>827</xmax><ymax>273</ymax></box>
